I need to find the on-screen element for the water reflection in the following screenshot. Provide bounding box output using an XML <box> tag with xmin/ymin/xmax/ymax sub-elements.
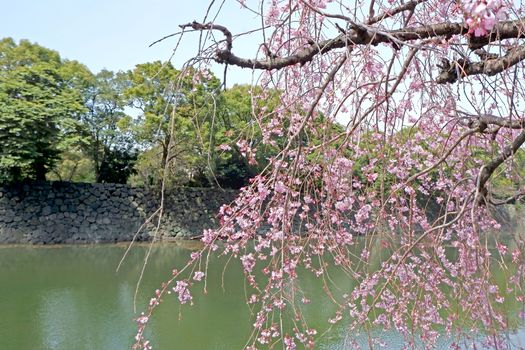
<box><xmin>39</xmin><ymin>288</ymin><xmax>77</xmax><ymax>349</ymax></box>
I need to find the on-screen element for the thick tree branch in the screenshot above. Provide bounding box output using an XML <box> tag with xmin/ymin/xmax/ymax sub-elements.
<box><xmin>459</xmin><ymin>113</ymin><xmax>525</xmax><ymax>130</ymax></box>
<box><xmin>183</xmin><ymin>18</ymin><xmax>525</xmax><ymax>73</ymax></box>
<box><xmin>489</xmin><ymin>190</ymin><xmax>525</xmax><ymax>205</ymax></box>
<box><xmin>478</xmin><ymin>130</ymin><xmax>525</xmax><ymax>200</ymax></box>
<box><xmin>367</xmin><ymin>0</ymin><xmax>426</xmax><ymax>25</ymax></box>
<box><xmin>436</xmin><ymin>45</ymin><xmax>525</xmax><ymax>83</ymax></box>
<box><xmin>209</xmin><ymin>22</ymin><xmax>467</xmax><ymax>70</ymax></box>
<box><xmin>468</xmin><ymin>19</ymin><xmax>525</xmax><ymax>49</ymax></box>
<box><xmin>179</xmin><ymin>21</ymin><xmax>233</xmax><ymax>51</ymax></box>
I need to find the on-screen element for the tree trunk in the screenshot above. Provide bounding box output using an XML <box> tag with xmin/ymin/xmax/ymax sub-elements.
<box><xmin>93</xmin><ymin>136</ymin><xmax>102</xmax><ymax>183</ymax></box>
<box><xmin>34</xmin><ymin>162</ymin><xmax>47</xmax><ymax>181</ymax></box>
<box><xmin>161</xmin><ymin>137</ymin><xmax>169</xmax><ymax>170</ymax></box>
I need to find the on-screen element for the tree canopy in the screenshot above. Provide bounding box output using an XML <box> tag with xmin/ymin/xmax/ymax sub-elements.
<box><xmin>0</xmin><ymin>39</ymin><xmax>277</xmax><ymax>186</ymax></box>
<box><xmin>0</xmin><ymin>38</ymin><xmax>86</xmax><ymax>181</ymax></box>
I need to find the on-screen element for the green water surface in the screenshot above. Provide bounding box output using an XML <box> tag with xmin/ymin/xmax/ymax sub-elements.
<box><xmin>0</xmin><ymin>242</ymin><xmax>524</xmax><ymax>350</ymax></box>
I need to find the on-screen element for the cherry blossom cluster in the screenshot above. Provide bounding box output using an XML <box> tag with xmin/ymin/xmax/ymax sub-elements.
<box><xmin>462</xmin><ymin>0</ymin><xmax>506</xmax><ymax>36</ymax></box>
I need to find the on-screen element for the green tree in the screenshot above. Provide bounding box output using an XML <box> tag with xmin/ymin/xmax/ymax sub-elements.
<box><xmin>47</xmin><ymin>148</ymin><xmax>95</xmax><ymax>182</ymax></box>
<box><xmin>212</xmin><ymin>84</ymin><xmax>280</xmax><ymax>188</ymax></box>
<box><xmin>97</xmin><ymin>146</ymin><xmax>137</xmax><ymax>184</ymax></box>
<box><xmin>125</xmin><ymin>62</ymin><xmax>221</xmax><ymax>187</ymax></box>
<box><xmin>0</xmin><ymin>38</ymin><xmax>85</xmax><ymax>182</ymax></box>
<box><xmin>80</xmin><ymin>69</ymin><xmax>134</xmax><ymax>182</ymax></box>
<box><xmin>127</xmin><ymin>81</ymin><xmax>281</xmax><ymax>189</ymax></box>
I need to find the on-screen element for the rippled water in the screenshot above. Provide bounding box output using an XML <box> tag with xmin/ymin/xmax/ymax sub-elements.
<box><xmin>0</xmin><ymin>243</ymin><xmax>524</xmax><ymax>350</ymax></box>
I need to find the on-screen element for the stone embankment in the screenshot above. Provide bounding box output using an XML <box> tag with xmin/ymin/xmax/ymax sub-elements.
<box><xmin>1</xmin><ymin>181</ymin><xmax>523</xmax><ymax>244</ymax></box>
<box><xmin>0</xmin><ymin>181</ymin><xmax>237</xmax><ymax>244</ymax></box>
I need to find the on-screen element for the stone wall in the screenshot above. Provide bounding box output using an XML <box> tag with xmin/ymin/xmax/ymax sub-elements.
<box><xmin>0</xmin><ymin>181</ymin><xmax>237</xmax><ymax>244</ymax></box>
<box><xmin>1</xmin><ymin>181</ymin><xmax>523</xmax><ymax>244</ymax></box>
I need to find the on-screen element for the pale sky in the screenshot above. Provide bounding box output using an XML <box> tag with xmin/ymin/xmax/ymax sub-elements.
<box><xmin>0</xmin><ymin>0</ymin><xmax>259</xmax><ymax>85</ymax></box>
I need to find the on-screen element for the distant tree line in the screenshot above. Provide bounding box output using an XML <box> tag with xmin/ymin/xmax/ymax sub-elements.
<box><xmin>0</xmin><ymin>38</ymin><xmax>279</xmax><ymax>188</ymax></box>
<box><xmin>3</xmin><ymin>38</ymin><xmax>524</xmax><ymax>195</ymax></box>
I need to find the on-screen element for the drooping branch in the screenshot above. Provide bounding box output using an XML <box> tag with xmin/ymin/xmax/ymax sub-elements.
<box><xmin>300</xmin><ymin>0</ymin><xmax>426</xmax><ymax>26</ymax></box>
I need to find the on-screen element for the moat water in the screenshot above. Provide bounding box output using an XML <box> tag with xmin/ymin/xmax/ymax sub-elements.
<box><xmin>1</xmin><ymin>241</ymin><xmax>524</xmax><ymax>349</ymax></box>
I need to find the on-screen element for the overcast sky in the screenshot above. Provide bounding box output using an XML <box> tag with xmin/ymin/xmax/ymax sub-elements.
<box><xmin>0</xmin><ymin>0</ymin><xmax>258</xmax><ymax>85</ymax></box>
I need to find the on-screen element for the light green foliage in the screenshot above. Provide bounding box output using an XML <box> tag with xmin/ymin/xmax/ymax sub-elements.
<box><xmin>0</xmin><ymin>38</ymin><xmax>86</xmax><ymax>182</ymax></box>
<box><xmin>129</xmin><ymin>145</ymin><xmax>191</xmax><ymax>188</ymax></box>
<box><xmin>212</xmin><ymin>85</ymin><xmax>280</xmax><ymax>188</ymax></box>
<box><xmin>127</xmin><ymin>80</ymin><xmax>281</xmax><ymax>189</ymax></box>
<box><xmin>125</xmin><ymin>61</ymin><xmax>182</xmax><ymax>154</ymax></box>
<box><xmin>47</xmin><ymin>148</ymin><xmax>96</xmax><ymax>182</ymax></box>
<box><xmin>125</xmin><ymin>62</ymin><xmax>222</xmax><ymax>187</ymax></box>
<box><xmin>473</xmin><ymin>146</ymin><xmax>525</xmax><ymax>196</ymax></box>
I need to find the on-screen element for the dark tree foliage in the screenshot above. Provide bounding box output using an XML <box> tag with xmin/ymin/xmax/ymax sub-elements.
<box><xmin>0</xmin><ymin>38</ymin><xmax>85</xmax><ymax>182</ymax></box>
<box><xmin>97</xmin><ymin>147</ymin><xmax>137</xmax><ymax>184</ymax></box>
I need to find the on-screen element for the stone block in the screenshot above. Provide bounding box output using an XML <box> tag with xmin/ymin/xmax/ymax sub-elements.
<box><xmin>41</xmin><ymin>206</ymin><xmax>52</xmax><ymax>216</ymax></box>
